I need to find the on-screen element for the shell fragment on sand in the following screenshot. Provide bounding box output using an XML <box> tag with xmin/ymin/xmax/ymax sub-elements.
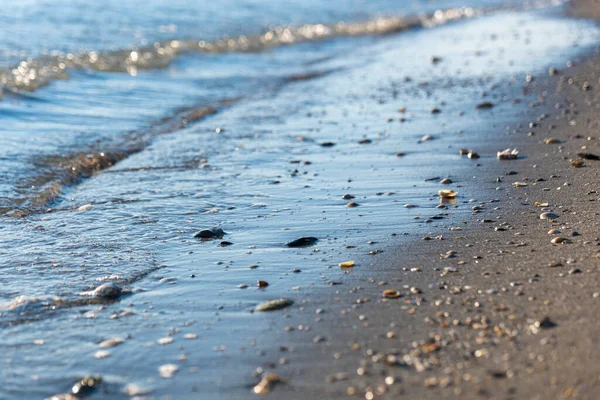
<box><xmin>497</xmin><ymin>148</ymin><xmax>519</xmax><ymax>160</ymax></box>
<box><xmin>438</xmin><ymin>190</ymin><xmax>457</xmax><ymax>199</ymax></box>
<box><xmin>339</xmin><ymin>260</ymin><xmax>355</xmax><ymax>268</ymax></box>
<box><xmin>255</xmin><ymin>298</ymin><xmax>293</xmax><ymax>312</ymax></box>
<box><xmin>540</xmin><ymin>212</ymin><xmax>559</xmax><ymax>220</ymax></box>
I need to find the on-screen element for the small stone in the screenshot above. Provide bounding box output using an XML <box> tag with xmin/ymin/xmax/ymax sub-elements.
<box><xmin>258</xmin><ymin>280</ymin><xmax>269</xmax><ymax>288</ymax></box>
<box><xmin>440</xmin><ymin>178</ymin><xmax>452</xmax><ymax>184</ymax></box>
<box><xmin>77</xmin><ymin>204</ymin><xmax>92</xmax><ymax>212</ymax></box>
<box><xmin>194</xmin><ymin>227</ymin><xmax>225</xmax><ymax>239</ymax></box>
<box><xmin>99</xmin><ymin>338</ymin><xmax>123</xmax><ymax>348</ymax></box>
<box><xmin>540</xmin><ymin>212</ymin><xmax>559</xmax><ymax>220</ymax></box>
<box><xmin>346</xmin><ymin>202</ymin><xmax>359</xmax><ymax>207</ymax></box>
<box><xmin>569</xmin><ymin>160</ymin><xmax>585</xmax><ymax>168</ymax></box>
<box><xmin>253</xmin><ymin>373</ymin><xmax>283</xmax><ymax>395</ymax></box>
<box><xmin>536</xmin><ymin>317</ymin><xmax>557</xmax><ymax>329</ymax></box>
<box><xmin>382</xmin><ymin>289</ymin><xmax>402</xmax><ymax>299</ymax></box>
<box><xmin>91</xmin><ymin>283</ymin><xmax>123</xmax><ymax>299</ymax></box>
<box><xmin>476</xmin><ymin>101</ymin><xmax>494</xmax><ymax>109</ymax></box>
<box><xmin>341</xmin><ymin>194</ymin><xmax>355</xmax><ymax>200</ymax></box>
<box><xmin>551</xmin><ymin>237</ymin><xmax>571</xmax><ymax>244</ymax></box>
<box><xmin>286</xmin><ymin>237</ymin><xmax>318</xmax><ymax>248</ymax></box>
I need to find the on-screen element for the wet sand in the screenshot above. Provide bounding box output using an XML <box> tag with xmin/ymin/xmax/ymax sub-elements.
<box><xmin>241</xmin><ymin>3</ymin><xmax>600</xmax><ymax>399</ymax></box>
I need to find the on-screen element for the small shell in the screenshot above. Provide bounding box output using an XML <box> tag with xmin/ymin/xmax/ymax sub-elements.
<box><xmin>497</xmin><ymin>148</ymin><xmax>519</xmax><ymax>160</ymax></box>
<box><xmin>512</xmin><ymin>182</ymin><xmax>527</xmax><ymax>187</ymax></box>
<box><xmin>468</xmin><ymin>151</ymin><xmax>480</xmax><ymax>159</ymax></box>
<box><xmin>339</xmin><ymin>260</ymin><xmax>355</xmax><ymax>268</ymax></box>
<box><xmin>382</xmin><ymin>289</ymin><xmax>402</xmax><ymax>299</ymax></box>
<box><xmin>438</xmin><ymin>190</ymin><xmax>457</xmax><ymax>199</ymax></box>
<box><xmin>544</xmin><ymin>138</ymin><xmax>561</xmax><ymax>144</ymax></box>
<box><xmin>459</xmin><ymin>149</ymin><xmax>470</xmax><ymax>155</ymax></box>
<box><xmin>346</xmin><ymin>201</ymin><xmax>359</xmax><ymax>207</ymax></box>
<box><xmin>551</xmin><ymin>237</ymin><xmax>571</xmax><ymax>244</ymax></box>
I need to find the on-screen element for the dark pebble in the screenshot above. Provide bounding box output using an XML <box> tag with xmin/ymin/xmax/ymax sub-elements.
<box><xmin>194</xmin><ymin>227</ymin><xmax>225</xmax><ymax>239</ymax></box>
<box><xmin>286</xmin><ymin>237</ymin><xmax>319</xmax><ymax>248</ymax></box>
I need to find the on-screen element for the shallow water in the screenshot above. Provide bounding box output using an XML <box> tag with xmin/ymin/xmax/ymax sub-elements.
<box><xmin>1</xmin><ymin>1</ymin><xmax>599</xmax><ymax>399</ymax></box>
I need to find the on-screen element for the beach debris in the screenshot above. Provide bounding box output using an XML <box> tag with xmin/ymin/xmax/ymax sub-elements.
<box><xmin>468</xmin><ymin>151</ymin><xmax>479</xmax><ymax>159</ymax></box>
<box><xmin>577</xmin><ymin>153</ymin><xmax>599</xmax><ymax>160</ymax></box>
<box><xmin>475</xmin><ymin>101</ymin><xmax>494</xmax><ymax>109</ymax></box>
<box><xmin>535</xmin><ymin>202</ymin><xmax>549</xmax><ymax>207</ymax></box>
<box><xmin>544</xmin><ymin>138</ymin><xmax>561</xmax><ymax>144</ymax></box>
<box><xmin>346</xmin><ymin>201</ymin><xmax>359</xmax><ymax>207</ymax></box>
<box><xmin>551</xmin><ymin>237</ymin><xmax>571</xmax><ymax>244</ymax></box>
<box><xmin>159</xmin><ymin>364</ymin><xmax>179</xmax><ymax>378</ymax></box>
<box><xmin>382</xmin><ymin>289</ymin><xmax>402</xmax><ymax>299</ymax></box>
<box><xmin>219</xmin><ymin>241</ymin><xmax>233</xmax><ymax>247</ymax></box>
<box><xmin>512</xmin><ymin>182</ymin><xmax>527</xmax><ymax>187</ymax></box>
<box><xmin>341</xmin><ymin>194</ymin><xmax>355</xmax><ymax>200</ymax></box>
<box><xmin>77</xmin><ymin>204</ymin><xmax>92</xmax><ymax>212</ymax></box>
<box><xmin>439</xmin><ymin>178</ymin><xmax>452</xmax><ymax>184</ymax></box>
<box><xmin>258</xmin><ymin>280</ymin><xmax>269</xmax><ymax>288</ymax></box>
<box><xmin>253</xmin><ymin>373</ymin><xmax>283</xmax><ymax>395</ymax></box>
<box><xmin>339</xmin><ymin>260</ymin><xmax>355</xmax><ymax>268</ymax></box>
<box><xmin>194</xmin><ymin>227</ymin><xmax>225</xmax><ymax>239</ymax></box>
<box><xmin>540</xmin><ymin>212</ymin><xmax>559</xmax><ymax>220</ymax></box>
<box><xmin>358</xmin><ymin>139</ymin><xmax>372</xmax><ymax>144</ymax></box>
<box><xmin>430</xmin><ymin>108</ymin><xmax>441</xmax><ymax>114</ymax></box>
<box><xmin>286</xmin><ymin>237</ymin><xmax>318</xmax><ymax>248</ymax></box>
<box><xmin>238</xmin><ymin>284</ymin><xmax>248</xmax><ymax>289</ymax></box>
<box><xmin>320</xmin><ymin>142</ymin><xmax>335</xmax><ymax>147</ymax></box>
<box><xmin>569</xmin><ymin>160</ymin><xmax>585</xmax><ymax>168</ymax></box>
<box><xmin>497</xmin><ymin>148</ymin><xmax>519</xmax><ymax>160</ymax></box>
<box><xmin>256</xmin><ymin>298</ymin><xmax>293</xmax><ymax>312</ymax></box>
<box><xmin>404</xmin><ymin>204</ymin><xmax>418</xmax><ymax>208</ymax></box>
<box><xmin>72</xmin><ymin>376</ymin><xmax>102</xmax><ymax>397</ymax></box>
<box><xmin>438</xmin><ymin>190</ymin><xmax>457</xmax><ymax>199</ymax></box>
<box><xmin>396</xmin><ymin>152</ymin><xmax>406</xmax><ymax>157</ymax></box>
<box><xmin>459</xmin><ymin>149</ymin><xmax>470</xmax><ymax>155</ymax></box>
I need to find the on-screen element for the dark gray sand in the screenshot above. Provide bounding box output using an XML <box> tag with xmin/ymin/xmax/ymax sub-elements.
<box><xmin>244</xmin><ymin>3</ymin><xmax>600</xmax><ymax>399</ymax></box>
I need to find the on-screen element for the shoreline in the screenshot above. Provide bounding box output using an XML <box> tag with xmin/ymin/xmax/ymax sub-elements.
<box><xmin>238</xmin><ymin>4</ymin><xmax>600</xmax><ymax>400</ymax></box>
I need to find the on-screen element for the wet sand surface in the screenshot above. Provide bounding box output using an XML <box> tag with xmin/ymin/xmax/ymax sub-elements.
<box><xmin>1</xmin><ymin>2</ymin><xmax>600</xmax><ymax>400</ymax></box>
<box><xmin>248</xmin><ymin>5</ymin><xmax>600</xmax><ymax>400</ymax></box>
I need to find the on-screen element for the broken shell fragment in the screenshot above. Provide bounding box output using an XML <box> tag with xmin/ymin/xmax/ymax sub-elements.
<box><xmin>339</xmin><ymin>260</ymin><xmax>355</xmax><ymax>268</ymax></box>
<box><xmin>544</xmin><ymin>138</ymin><xmax>561</xmax><ymax>144</ymax></box>
<box><xmin>468</xmin><ymin>151</ymin><xmax>480</xmax><ymax>159</ymax></box>
<box><xmin>497</xmin><ymin>148</ymin><xmax>519</xmax><ymax>160</ymax></box>
<box><xmin>512</xmin><ymin>182</ymin><xmax>527</xmax><ymax>187</ymax></box>
<box><xmin>382</xmin><ymin>289</ymin><xmax>402</xmax><ymax>299</ymax></box>
<box><xmin>255</xmin><ymin>298</ymin><xmax>293</xmax><ymax>312</ymax></box>
<box><xmin>459</xmin><ymin>149</ymin><xmax>470</xmax><ymax>155</ymax></box>
<box><xmin>253</xmin><ymin>373</ymin><xmax>283</xmax><ymax>395</ymax></box>
<box><xmin>438</xmin><ymin>190</ymin><xmax>457</xmax><ymax>199</ymax></box>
